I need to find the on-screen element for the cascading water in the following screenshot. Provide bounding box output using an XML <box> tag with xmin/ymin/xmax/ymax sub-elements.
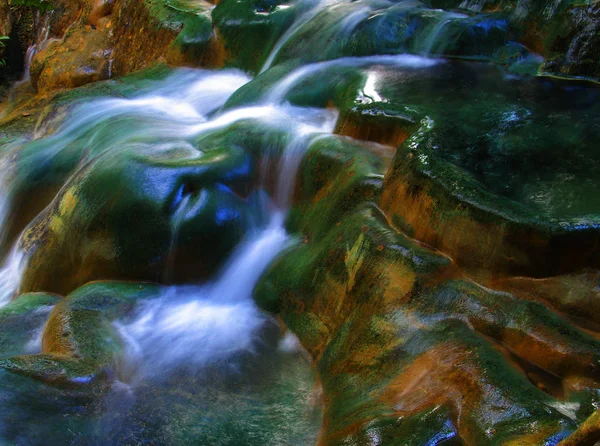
<box><xmin>0</xmin><ymin>248</ymin><xmax>23</xmax><ymax>307</ymax></box>
<box><xmin>0</xmin><ymin>66</ymin><xmax>341</xmax><ymax>444</ymax></box>
<box><xmin>10</xmin><ymin>10</ymin><xmax>55</xmax><ymax>94</ymax></box>
<box><xmin>419</xmin><ymin>12</ymin><xmax>468</xmax><ymax>56</ymax></box>
<box><xmin>2</xmin><ymin>0</ymin><xmax>600</xmax><ymax>442</ymax></box>
<box><xmin>112</xmin><ymin>67</ymin><xmax>339</xmax><ymax>379</ymax></box>
<box><xmin>118</xmin><ymin>216</ymin><xmax>290</xmax><ymax>377</ymax></box>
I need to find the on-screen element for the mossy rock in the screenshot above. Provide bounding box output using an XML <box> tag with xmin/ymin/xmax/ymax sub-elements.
<box><xmin>30</xmin><ymin>26</ymin><xmax>112</xmax><ymax>94</ymax></box>
<box><xmin>376</xmin><ymin>61</ymin><xmax>600</xmax><ymax>278</ymax></box>
<box><xmin>18</xmin><ymin>138</ymin><xmax>258</xmax><ymax>295</ymax></box>
<box><xmin>111</xmin><ymin>0</ymin><xmax>219</xmax><ymax>75</ymax></box>
<box><xmin>0</xmin><ymin>281</ymin><xmax>159</xmax><ymax>386</ymax></box>
<box><xmin>255</xmin><ymin>129</ymin><xmax>600</xmax><ymax>445</ymax></box>
<box><xmin>259</xmin><ymin>0</ymin><xmax>531</xmax><ymax>69</ymax></box>
<box><xmin>0</xmin><ymin>65</ymin><xmax>174</xmax><ymax>257</ymax></box>
<box><xmin>211</xmin><ymin>0</ymin><xmax>300</xmax><ymax>73</ymax></box>
<box><xmin>230</xmin><ymin>58</ymin><xmax>600</xmax><ymax>280</ymax></box>
<box><xmin>0</xmin><ymin>293</ymin><xmax>60</xmax><ymax>358</ymax></box>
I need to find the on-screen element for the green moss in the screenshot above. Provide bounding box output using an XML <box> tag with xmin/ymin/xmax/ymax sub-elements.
<box><xmin>141</xmin><ymin>0</ymin><xmax>214</xmax><ymax>59</ymax></box>
<box><xmin>0</xmin><ymin>281</ymin><xmax>160</xmax><ymax>385</ymax></box>
<box><xmin>0</xmin><ymin>293</ymin><xmax>59</xmax><ymax>317</ymax></box>
<box><xmin>0</xmin><ymin>293</ymin><xmax>59</xmax><ymax>359</ymax></box>
<box><xmin>212</xmin><ymin>0</ymin><xmax>299</xmax><ymax>73</ymax></box>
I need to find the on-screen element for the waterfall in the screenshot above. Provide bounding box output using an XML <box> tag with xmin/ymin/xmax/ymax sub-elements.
<box><xmin>419</xmin><ymin>12</ymin><xmax>468</xmax><ymax>57</ymax></box>
<box><xmin>112</xmin><ymin>69</ymin><xmax>339</xmax><ymax>379</ymax></box>
<box><xmin>163</xmin><ymin>192</ymin><xmax>192</xmax><ymax>284</ymax></box>
<box><xmin>12</xmin><ymin>10</ymin><xmax>54</xmax><ymax>90</ymax></box>
<box><xmin>118</xmin><ymin>216</ymin><xmax>290</xmax><ymax>377</ymax></box>
<box><xmin>260</xmin><ymin>0</ymin><xmax>325</xmax><ymax>73</ymax></box>
<box><xmin>0</xmin><ymin>248</ymin><xmax>23</xmax><ymax>307</ymax></box>
<box><xmin>260</xmin><ymin>0</ymin><xmax>378</xmax><ymax>73</ymax></box>
<box><xmin>2</xmin><ymin>66</ymin><xmax>340</xmax><ymax>374</ymax></box>
<box><xmin>0</xmin><ymin>156</ymin><xmax>24</xmax><ymax>307</ymax></box>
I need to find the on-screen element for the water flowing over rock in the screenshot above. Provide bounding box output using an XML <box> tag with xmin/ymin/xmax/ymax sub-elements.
<box><xmin>0</xmin><ymin>0</ymin><xmax>600</xmax><ymax>445</ymax></box>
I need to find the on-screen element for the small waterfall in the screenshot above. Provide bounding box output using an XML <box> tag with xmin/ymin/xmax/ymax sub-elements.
<box><xmin>3</xmin><ymin>67</ymin><xmax>337</xmax><ymax>382</ymax></box>
<box><xmin>12</xmin><ymin>10</ymin><xmax>53</xmax><ymax>89</ymax></box>
<box><xmin>163</xmin><ymin>191</ymin><xmax>192</xmax><ymax>284</ymax></box>
<box><xmin>420</xmin><ymin>12</ymin><xmax>468</xmax><ymax>57</ymax></box>
<box><xmin>0</xmin><ymin>157</ymin><xmax>25</xmax><ymax>308</ymax></box>
<box><xmin>0</xmin><ymin>248</ymin><xmax>24</xmax><ymax>307</ymax></box>
<box><xmin>100</xmin><ymin>67</ymin><xmax>342</xmax><ymax>380</ymax></box>
<box><xmin>260</xmin><ymin>0</ymin><xmax>325</xmax><ymax>73</ymax></box>
<box><xmin>118</xmin><ymin>215</ymin><xmax>290</xmax><ymax>378</ymax></box>
<box><xmin>260</xmin><ymin>0</ymin><xmax>373</xmax><ymax>72</ymax></box>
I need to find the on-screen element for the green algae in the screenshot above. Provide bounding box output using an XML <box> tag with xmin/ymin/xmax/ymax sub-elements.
<box><xmin>0</xmin><ymin>293</ymin><xmax>59</xmax><ymax>359</ymax></box>
<box><xmin>212</xmin><ymin>0</ymin><xmax>299</xmax><ymax>72</ymax></box>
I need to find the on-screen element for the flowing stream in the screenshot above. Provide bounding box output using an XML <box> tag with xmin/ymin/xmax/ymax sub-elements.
<box><xmin>0</xmin><ymin>66</ymin><xmax>342</xmax><ymax>444</ymax></box>
<box><xmin>0</xmin><ymin>0</ymin><xmax>600</xmax><ymax>446</ymax></box>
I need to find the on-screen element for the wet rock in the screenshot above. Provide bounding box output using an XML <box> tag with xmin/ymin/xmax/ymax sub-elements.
<box><xmin>429</xmin><ymin>0</ymin><xmax>600</xmax><ymax>80</ymax></box>
<box><xmin>212</xmin><ymin>0</ymin><xmax>299</xmax><ymax>73</ymax></box>
<box><xmin>255</xmin><ymin>132</ymin><xmax>600</xmax><ymax>445</ymax></box>
<box><xmin>7</xmin><ymin>0</ymin><xmax>218</xmax><ymax>95</ymax></box>
<box><xmin>0</xmin><ymin>293</ymin><xmax>59</xmax><ymax>358</ymax></box>
<box><xmin>18</xmin><ymin>140</ymin><xmax>256</xmax><ymax>295</ymax></box>
<box><xmin>375</xmin><ymin>61</ymin><xmax>600</xmax><ymax>279</ymax></box>
<box><xmin>0</xmin><ymin>282</ymin><xmax>159</xmax><ymax>386</ymax></box>
<box><xmin>259</xmin><ymin>0</ymin><xmax>531</xmax><ymax>70</ymax></box>
<box><xmin>30</xmin><ymin>26</ymin><xmax>112</xmax><ymax>94</ymax></box>
<box><xmin>110</xmin><ymin>0</ymin><xmax>219</xmax><ymax>75</ymax></box>
<box><xmin>492</xmin><ymin>271</ymin><xmax>600</xmax><ymax>330</ymax></box>
<box><xmin>89</xmin><ymin>0</ymin><xmax>114</xmax><ymax>28</ymax></box>
<box><xmin>334</xmin><ymin>102</ymin><xmax>419</xmax><ymax>148</ymax></box>
<box><xmin>559</xmin><ymin>410</ymin><xmax>600</xmax><ymax>445</ymax></box>
<box><xmin>232</xmin><ymin>59</ymin><xmax>600</xmax><ymax>280</ymax></box>
<box><xmin>0</xmin><ymin>0</ymin><xmax>11</xmax><ymax>38</ymax></box>
<box><xmin>0</xmin><ymin>65</ymin><xmax>174</xmax><ymax>257</ymax></box>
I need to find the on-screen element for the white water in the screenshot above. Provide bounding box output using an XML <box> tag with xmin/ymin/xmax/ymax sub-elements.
<box><xmin>32</xmin><ymin>69</ymin><xmax>251</xmax><ymax>144</ymax></box>
<box><xmin>265</xmin><ymin>54</ymin><xmax>439</xmax><ymax>103</ymax></box>
<box><xmin>12</xmin><ymin>10</ymin><xmax>54</xmax><ymax>92</ymax></box>
<box><xmin>260</xmin><ymin>0</ymin><xmax>390</xmax><ymax>74</ymax></box>
<box><xmin>163</xmin><ymin>194</ymin><xmax>192</xmax><ymax>284</ymax></box>
<box><xmin>420</xmin><ymin>12</ymin><xmax>467</xmax><ymax>57</ymax></box>
<box><xmin>118</xmin><ymin>214</ymin><xmax>291</xmax><ymax>378</ymax></box>
<box><xmin>1</xmin><ymin>70</ymin><xmax>253</xmax><ymax>307</ymax></box>
<box><xmin>260</xmin><ymin>0</ymin><xmax>326</xmax><ymax>73</ymax></box>
<box><xmin>0</xmin><ymin>164</ymin><xmax>24</xmax><ymax>307</ymax></box>
<box><xmin>0</xmin><ymin>52</ymin><xmax>432</xmax><ymax>367</ymax></box>
<box><xmin>86</xmin><ymin>68</ymin><xmax>338</xmax><ymax>378</ymax></box>
<box><xmin>0</xmin><ymin>248</ymin><xmax>24</xmax><ymax>307</ymax></box>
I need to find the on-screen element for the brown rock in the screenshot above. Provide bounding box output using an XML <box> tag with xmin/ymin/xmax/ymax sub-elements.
<box><xmin>30</xmin><ymin>26</ymin><xmax>112</xmax><ymax>94</ymax></box>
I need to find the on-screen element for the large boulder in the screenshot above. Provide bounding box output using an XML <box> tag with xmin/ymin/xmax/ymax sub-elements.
<box><xmin>20</xmin><ymin>0</ymin><xmax>218</xmax><ymax>94</ymax></box>
<box><xmin>255</xmin><ymin>133</ymin><xmax>600</xmax><ymax>445</ymax></box>
<box><xmin>377</xmin><ymin>61</ymin><xmax>600</xmax><ymax>279</ymax></box>
<box><xmin>18</xmin><ymin>139</ymin><xmax>257</xmax><ymax>295</ymax></box>
<box><xmin>429</xmin><ymin>0</ymin><xmax>600</xmax><ymax>79</ymax></box>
